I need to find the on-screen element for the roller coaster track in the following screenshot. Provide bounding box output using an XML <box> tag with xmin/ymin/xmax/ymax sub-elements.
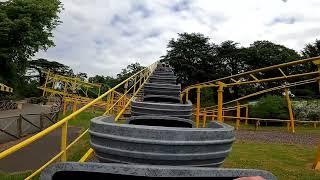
<box><xmin>0</xmin><ymin>56</ymin><xmax>320</xmax><ymax>178</ymax></box>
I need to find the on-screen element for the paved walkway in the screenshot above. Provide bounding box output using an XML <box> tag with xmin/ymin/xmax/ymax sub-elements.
<box><xmin>0</xmin><ymin>126</ymin><xmax>81</xmax><ymax>173</ymax></box>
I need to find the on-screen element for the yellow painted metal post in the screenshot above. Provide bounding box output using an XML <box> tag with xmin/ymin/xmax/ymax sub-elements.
<box><xmin>196</xmin><ymin>87</ymin><xmax>201</xmax><ymax>128</ymax></box>
<box><xmin>42</xmin><ymin>71</ymin><xmax>50</xmax><ymax>96</ymax></box>
<box><xmin>110</xmin><ymin>91</ymin><xmax>115</xmax><ymax>114</ymax></box>
<box><xmin>211</xmin><ymin>110</ymin><xmax>215</xmax><ymax>121</ymax></box>
<box><xmin>285</xmin><ymin>87</ymin><xmax>295</xmax><ymax>133</ymax></box>
<box><xmin>63</xmin><ymin>101</ymin><xmax>67</xmax><ymax>115</ymax></box>
<box><xmin>245</xmin><ymin>105</ymin><xmax>249</xmax><ymax>125</ymax></box>
<box><xmin>105</xmin><ymin>92</ymin><xmax>111</xmax><ymax>114</ymax></box>
<box><xmin>313</xmin><ymin>146</ymin><xmax>320</xmax><ymax>170</ymax></box>
<box><xmin>72</xmin><ymin>100</ymin><xmax>78</xmax><ymax>120</ymax></box>
<box><xmin>217</xmin><ymin>82</ymin><xmax>224</xmax><ymax>122</ymax></box>
<box><xmin>124</xmin><ymin>82</ymin><xmax>128</xmax><ymax>94</ymax></box>
<box><xmin>185</xmin><ymin>89</ymin><xmax>189</xmax><ymax>102</ymax></box>
<box><xmin>60</xmin><ymin>122</ymin><xmax>68</xmax><ymax>162</ymax></box>
<box><xmin>236</xmin><ymin>101</ymin><xmax>240</xmax><ymax>130</ymax></box>
<box><xmin>202</xmin><ymin>111</ymin><xmax>207</xmax><ymax>128</ymax></box>
<box><xmin>133</xmin><ymin>76</ymin><xmax>137</xmax><ymax>93</ymax></box>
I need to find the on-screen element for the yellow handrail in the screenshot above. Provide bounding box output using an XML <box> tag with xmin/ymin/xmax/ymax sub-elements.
<box><xmin>0</xmin><ymin>61</ymin><xmax>158</xmax><ymax>179</ymax></box>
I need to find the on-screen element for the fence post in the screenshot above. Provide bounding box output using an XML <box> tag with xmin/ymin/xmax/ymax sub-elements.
<box><xmin>202</xmin><ymin>111</ymin><xmax>207</xmax><ymax>128</ymax></box>
<box><xmin>196</xmin><ymin>87</ymin><xmax>201</xmax><ymax>128</ymax></box>
<box><xmin>217</xmin><ymin>81</ymin><xmax>224</xmax><ymax>122</ymax></box>
<box><xmin>60</xmin><ymin>121</ymin><xmax>68</xmax><ymax>162</ymax></box>
<box><xmin>245</xmin><ymin>105</ymin><xmax>249</xmax><ymax>125</ymax></box>
<box><xmin>236</xmin><ymin>101</ymin><xmax>240</xmax><ymax>130</ymax></box>
<box><xmin>285</xmin><ymin>87</ymin><xmax>295</xmax><ymax>133</ymax></box>
<box><xmin>17</xmin><ymin>114</ymin><xmax>22</xmax><ymax>138</ymax></box>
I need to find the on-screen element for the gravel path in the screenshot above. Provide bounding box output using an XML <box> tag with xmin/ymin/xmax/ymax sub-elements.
<box><xmin>235</xmin><ymin>130</ymin><xmax>320</xmax><ymax>146</ymax></box>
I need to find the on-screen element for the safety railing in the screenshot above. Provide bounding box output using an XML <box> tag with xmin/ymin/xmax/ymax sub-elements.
<box><xmin>181</xmin><ymin>56</ymin><xmax>320</xmax><ymax>170</ymax></box>
<box><xmin>0</xmin><ymin>61</ymin><xmax>158</xmax><ymax>179</ymax></box>
<box><xmin>0</xmin><ymin>83</ymin><xmax>13</xmax><ymax>93</ymax></box>
<box><xmin>181</xmin><ymin>56</ymin><xmax>320</xmax><ymax>129</ymax></box>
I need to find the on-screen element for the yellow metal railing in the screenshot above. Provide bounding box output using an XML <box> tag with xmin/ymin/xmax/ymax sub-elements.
<box><xmin>181</xmin><ymin>56</ymin><xmax>320</xmax><ymax>129</ymax></box>
<box><xmin>0</xmin><ymin>83</ymin><xmax>13</xmax><ymax>93</ymax></box>
<box><xmin>181</xmin><ymin>56</ymin><xmax>320</xmax><ymax>170</ymax></box>
<box><xmin>0</xmin><ymin>61</ymin><xmax>158</xmax><ymax>179</ymax></box>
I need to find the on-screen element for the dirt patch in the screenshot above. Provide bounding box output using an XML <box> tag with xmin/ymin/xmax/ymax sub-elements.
<box><xmin>235</xmin><ymin>130</ymin><xmax>320</xmax><ymax>146</ymax></box>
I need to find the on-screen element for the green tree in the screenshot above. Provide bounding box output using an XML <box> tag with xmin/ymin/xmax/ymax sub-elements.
<box><xmin>0</xmin><ymin>0</ymin><xmax>62</xmax><ymax>93</ymax></box>
<box><xmin>28</xmin><ymin>58</ymin><xmax>73</xmax><ymax>85</ymax></box>
<box><xmin>76</xmin><ymin>72</ymin><xmax>87</xmax><ymax>81</ymax></box>
<box><xmin>302</xmin><ymin>39</ymin><xmax>320</xmax><ymax>58</ymax></box>
<box><xmin>161</xmin><ymin>33</ymin><xmax>219</xmax><ymax>86</ymax></box>
<box><xmin>116</xmin><ymin>62</ymin><xmax>144</xmax><ymax>82</ymax></box>
<box><xmin>250</xmin><ymin>95</ymin><xmax>289</xmax><ymax>119</ymax></box>
<box><xmin>243</xmin><ymin>40</ymin><xmax>301</xmax><ymax>71</ymax></box>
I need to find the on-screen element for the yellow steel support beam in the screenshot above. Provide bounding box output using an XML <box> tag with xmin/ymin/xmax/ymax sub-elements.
<box><xmin>63</xmin><ymin>101</ymin><xmax>67</xmax><ymax>115</ymax></box>
<box><xmin>314</xmin><ymin>146</ymin><xmax>320</xmax><ymax>170</ymax></box>
<box><xmin>284</xmin><ymin>87</ymin><xmax>295</xmax><ymax>133</ymax></box>
<box><xmin>278</xmin><ymin>67</ymin><xmax>287</xmax><ymax>78</ymax></box>
<box><xmin>79</xmin><ymin>148</ymin><xmax>94</xmax><ymax>162</ymax></box>
<box><xmin>249</xmin><ymin>74</ymin><xmax>259</xmax><ymax>81</ymax></box>
<box><xmin>217</xmin><ymin>82</ymin><xmax>224</xmax><ymax>122</ymax></box>
<box><xmin>211</xmin><ymin>110</ymin><xmax>215</xmax><ymax>121</ymax></box>
<box><xmin>202</xmin><ymin>111</ymin><xmax>207</xmax><ymax>128</ymax></box>
<box><xmin>185</xmin><ymin>89</ymin><xmax>189</xmax><ymax>102</ymax></box>
<box><xmin>236</xmin><ymin>101</ymin><xmax>240</xmax><ymax>130</ymax></box>
<box><xmin>60</xmin><ymin>122</ymin><xmax>68</xmax><ymax>162</ymax></box>
<box><xmin>196</xmin><ymin>87</ymin><xmax>201</xmax><ymax>128</ymax></box>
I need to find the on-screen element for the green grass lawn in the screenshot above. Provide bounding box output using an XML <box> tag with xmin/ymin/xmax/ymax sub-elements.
<box><xmin>2</xmin><ymin>111</ymin><xmax>320</xmax><ymax>179</ymax></box>
<box><xmin>224</xmin><ymin>142</ymin><xmax>320</xmax><ymax>180</ymax></box>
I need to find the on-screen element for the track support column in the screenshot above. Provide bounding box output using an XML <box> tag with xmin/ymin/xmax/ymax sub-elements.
<box><xmin>314</xmin><ymin>146</ymin><xmax>320</xmax><ymax>170</ymax></box>
<box><xmin>202</xmin><ymin>111</ymin><xmax>207</xmax><ymax>128</ymax></box>
<box><xmin>196</xmin><ymin>87</ymin><xmax>201</xmax><ymax>128</ymax></box>
<box><xmin>236</xmin><ymin>101</ymin><xmax>240</xmax><ymax>130</ymax></box>
<box><xmin>60</xmin><ymin>122</ymin><xmax>68</xmax><ymax>162</ymax></box>
<box><xmin>217</xmin><ymin>82</ymin><xmax>224</xmax><ymax>122</ymax></box>
<box><xmin>285</xmin><ymin>87</ymin><xmax>295</xmax><ymax>133</ymax></box>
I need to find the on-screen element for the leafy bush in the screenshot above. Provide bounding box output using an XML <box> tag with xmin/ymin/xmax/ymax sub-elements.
<box><xmin>250</xmin><ymin>95</ymin><xmax>289</xmax><ymax>119</ymax></box>
<box><xmin>292</xmin><ymin>100</ymin><xmax>320</xmax><ymax>121</ymax></box>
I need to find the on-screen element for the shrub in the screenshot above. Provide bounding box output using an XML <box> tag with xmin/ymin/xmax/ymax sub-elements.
<box><xmin>250</xmin><ymin>95</ymin><xmax>289</xmax><ymax>119</ymax></box>
<box><xmin>292</xmin><ymin>100</ymin><xmax>320</xmax><ymax>121</ymax></box>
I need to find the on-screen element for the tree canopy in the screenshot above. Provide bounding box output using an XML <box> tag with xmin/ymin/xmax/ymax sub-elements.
<box><xmin>302</xmin><ymin>39</ymin><xmax>320</xmax><ymax>58</ymax></box>
<box><xmin>0</xmin><ymin>0</ymin><xmax>62</xmax><ymax>97</ymax></box>
<box><xmin>161</xmin><ymin>33</ymin><xmax>302</xmax><ymax>88</ymax></box>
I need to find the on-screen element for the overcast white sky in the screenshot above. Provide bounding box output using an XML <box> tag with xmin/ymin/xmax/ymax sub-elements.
<box><xmin>35</xmin><ymin>0</ymin><xmax>320</xmax><ymax>77</ymax></box>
